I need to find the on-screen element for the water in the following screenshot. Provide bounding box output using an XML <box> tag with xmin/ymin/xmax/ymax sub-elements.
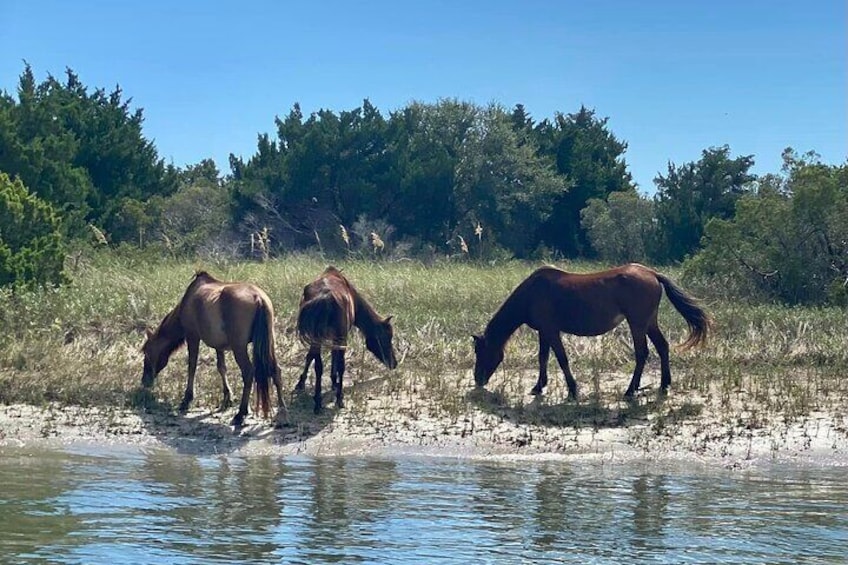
<box><xmin>1</xmin><ymin>446</ymin><xmax>846</xmax><ymax>564</ymax></box>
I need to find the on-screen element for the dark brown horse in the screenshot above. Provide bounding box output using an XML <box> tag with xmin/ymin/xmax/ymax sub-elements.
<box><xmin>473</xmin><ymin>264</ymin><xmax>713</xmax><ymax>399</ymax></box>
<box><xmin>295</xmin><ymin>266</ymin><xmax>398</xmax><ymax>413</ymax></box>
<box><xmin>141</xmin><ymin>271</ymin><xmax>287</xmax><ymax>427</ymax></box>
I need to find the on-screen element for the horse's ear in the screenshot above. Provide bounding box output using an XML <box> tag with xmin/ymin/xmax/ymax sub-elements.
<box><xmin>145</xmin><ymin>327</ymin><xmax>153</xmax><ymax>339</ymax></box>
<box><xmin>472</xmin><ymin>334</ymin><xmax>482</xmax><ymax>344</ymax></box>
<box><xmin>384</xmin><ymin>315</ymin><xmax>393</xmax><ymax>324</ymax></box>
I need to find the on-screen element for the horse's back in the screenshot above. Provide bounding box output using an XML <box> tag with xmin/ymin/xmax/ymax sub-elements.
<box><xmin>184</xmin><ymin>279</ymin><xmax>271</xmax><ymax>348</ymax></box>
<box><xmin>526</xmin><ymin>264</ymin><xmax>662</xmax><ymax>335</ymax></box>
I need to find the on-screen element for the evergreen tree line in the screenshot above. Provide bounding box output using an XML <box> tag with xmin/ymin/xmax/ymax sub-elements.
<box><xmin>1</xmin><ymin>66</ymin><xmax>846</xmax><ymax>304</ymax></box>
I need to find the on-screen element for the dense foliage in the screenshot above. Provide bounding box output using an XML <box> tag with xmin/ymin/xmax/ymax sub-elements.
<box><xmin>0</xmin><ymin>64</ymin><xmax>178</xmax><ymax>242</ymax></box>
<box><xmin>0</xmin><ymin>172</ymin><xmax>64</xmax><ymax>286</ymax></box>
<box><xmin>686</xmin><ymin>151</ymin><xmax>848</xmax><ymax>304</ymax></box>
<box><xmin>1</xmin><ymin>64</ymin><xmax>845</xmax><ymax>304</ymax></box>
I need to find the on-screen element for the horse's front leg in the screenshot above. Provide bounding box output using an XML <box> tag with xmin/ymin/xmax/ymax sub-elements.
<box><xmin>531</xmin><ymin>334</ymin><xmax>550</xmax><ymax>396</ymax></box>
<box><xmin>216</xmin><ymin>349</ymin><xmax>233</xmax><ymax>411</ymax></box>
<box><xmin>331</xmin><ymin>349</ymin><xmax>345</xmax><ymax>409</ymax></box>
<box><xmin>231</xmin><ymin>346</ymin><xmax>254</xmax><ymax>427</ymax></box>
<box><xmin>548</xmin><ymin>333</ymin><xmax>578</xmax><ymax>400</ymax></box>
<box><xmin>179</xmin><ymin>337</ymin><xmax>201</xmax><ymax>413</ymax></box>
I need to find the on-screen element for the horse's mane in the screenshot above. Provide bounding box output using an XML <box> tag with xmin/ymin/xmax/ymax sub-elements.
<box><xmin>192</xmin><ymin>270</ymin><xmax>219</xmax><ymax>283</ymax></box>
<box><xmin>179</xmin><ymin>270</ymin><xmax>220</xmax><ymax>305</ymax></box>
<box><xmin>142</xmin><ymin>306</ymin><xmax>185</xmax><ymax>358</ymax></box>
<box><xmin>144</xmin><ymin>270</ymin><xmax>211</xmax><ymax>348</ymax></box>
<box><xmin>151</xmin><ymin>305</ymin><xmax>180</xmax><ymax>337</ymax></box>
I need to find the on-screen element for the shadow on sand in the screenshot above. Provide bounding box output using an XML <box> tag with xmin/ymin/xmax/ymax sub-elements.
<box><xmin>128</xmin><ymin>387</ymin><xmax>336</xmax><ymax>455</ymax></box>
<box><xmin>466</xmin><ymin>386</ymin><xmax>703</xmax><ymax>430</ymax></box>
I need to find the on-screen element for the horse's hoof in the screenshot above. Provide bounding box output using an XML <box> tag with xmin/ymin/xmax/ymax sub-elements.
<box><xmin>313</xmin><ymin>404</ymin><xmax>322</xmax><ymax>415</ymax></box>
<box><xmin>293</xmin><ymin>383</ymin><xmax>305</xmax><ymax>393</ymax></box>
<box><xmin>231</xmin><ymin>414</ymin><xmax>245</xmax><ymax>427</ymax></box>
<box><xmin>530</xmin><ymin>386</ymin><xmax>543</xmax><ymax>396</ymax></box>
<box><xmin>178</xmin><ymin>402</ymin><xmax>190</xmax><ymax>414</ymax></box>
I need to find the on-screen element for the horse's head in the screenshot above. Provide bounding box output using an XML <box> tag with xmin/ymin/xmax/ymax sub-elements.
<box><xmin>140</xmin><ymin>328</ymin><xmax>173</xmax><ymax>387</ymax></box>
<box><xmin>472</xmin><ymin>334</ymin><xmax>503</xmax><ymax>387</ymax></box>
<box><xmin>365</xmin><ymin>315</ymin><xmax>398</xmax><ymax>369</ymax></box>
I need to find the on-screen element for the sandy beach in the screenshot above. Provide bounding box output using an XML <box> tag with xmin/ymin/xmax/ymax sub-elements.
<box><xmin>3</xmin><ymin>369</ymin><xmax>846</xmax><ymax>468</ymax></box>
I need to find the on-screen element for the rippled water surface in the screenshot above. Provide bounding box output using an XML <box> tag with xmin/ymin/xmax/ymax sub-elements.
<box><xmin>1</xmin><ymin>445</ymin><xmax>846</xmax><ymax>564</ymax></box>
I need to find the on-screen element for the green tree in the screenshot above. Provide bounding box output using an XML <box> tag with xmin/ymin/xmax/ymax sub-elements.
<box><xmin>535</xmin><ymin>106</ymin><xmax>634</xmax><ymax>256</ymax></box>
<box><xmin>654</xmin><ymin>145</ymin><xmax>755</xmax><ymax>262</ymax></box>
<box><xmin>0</xmin><ymin>172</ymin><xmax>65</xmax><ymax>286</ymax></box>
<box><xmin>151</xmin><ymin>158</ymin><xmax>232</xmax><ymax>254</ymax></box>
<box><xmin>385</xmin><ymin>99</ymin><xmax>476</xmax><ymax>245</ymax></box>
<box><xmin>0</xmin><ymin>64</ymin><xmax>178</xmax><ymax>242</ymax></box>
<box><xmin>686</xmin><ymin>149</ymin><xmax>848</xmax><ymax>304</ymax></box>
<box><xmin>230</xmin><ymin>100</ymin><xmax>399</xmax><ymax>251</ymax></box>
<box><xmin>453</xmin><ymin>104</ymin><xmax>566</xmax><ymax>256</ymax></box>
<box><xmin>0</xmin><ymin>66</ymin><xmax>93</xmax><ymax>235</ymax></box>
<box><xmin>580</xmin><ymin>191</ymin><xmax>657</xmax><ymax>263</ymax></box>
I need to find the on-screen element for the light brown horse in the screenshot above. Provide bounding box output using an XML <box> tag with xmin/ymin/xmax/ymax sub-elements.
<box><xmin>141</xmin><ymin>271</ymin><xmax>287</xmax><ymax>427</ymax></box>
<box><xmin>295</xmin><ymin>266</ymin><xmax>398</xmax><ymax>413</ymax></box>
<box><xmin>473</xmin><ymin>264</ymin><xmax>713</xmax><ymax>399</ymax></box>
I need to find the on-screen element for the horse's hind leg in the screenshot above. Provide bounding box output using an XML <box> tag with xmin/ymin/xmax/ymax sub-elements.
<box><xmin>624</xmin><ymin>327</ymin><xmax>649</xmax><ymax>400</ymax></box>
<box><xmin>531</xmin><ymin>334</ymin><xmax>550</xmax><ymax>396</ymax></box>
<box><xmin>329</xmin><ymin>347</ymin><xmax>341</xmax><ymax>392</ymax></box>
<box><xmin>331</xmin><ymin>349</ymin><xmax>345</xmax><ymax>409</ymax></box>
<box><xmin>231</xmin><ymin>346</ymin><xmax>254</xmax><ymax>427</ymax></box>
<box><xmin>295</xmin><ymin>346</ymin><xmax>320</xmax><ymax>392</ymax></box>
<box><xmin>647</xmin><ymin>325</ymin><xmax>671</xmax><ymax>394</ymax></box>
<box><xmin>179</xmin><ymin>337</ymin><xmax>201</xmax><ymax>413</ymax></box>
<box><xmin>216</xmin><ymin>349</ymin><xmax>233</xmax><ymax>411</ymax></box>
<box><xmin>548</xmin><ymin>332</ymin><xmax>578</xmax><ymax>400</ymax></box>
<box><xmin>312</xmin><ymin>351</ymin><xmax>325</xmax><ymax>414</ymax></box>
<box><xmin>271</xmin><ymin>367</ymin><xmax>285</xmax><ymax>408</ymax></box>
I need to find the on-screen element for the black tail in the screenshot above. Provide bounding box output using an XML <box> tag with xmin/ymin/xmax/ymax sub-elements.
<box><xmin>656</xmin><ymin>273</ymin><xmax>713</xmax><ymax>350</ymax></box>
<box><xmin>250</xmin><ymin>301</ymin><xmax>276</xmax><ymax>417</ymax></box>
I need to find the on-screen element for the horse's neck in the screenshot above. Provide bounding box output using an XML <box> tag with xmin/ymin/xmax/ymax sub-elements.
<box><xmin>158</xmin><ymin>306</ymin><xmax>185</xmax><ymax>342</ymax></box>
<box><xmin>352</xmin><ymin>290</ymin><xmax>381</xmax><ymax>333</ymax></box>
<box><xmin>485</xmin><ymin>290</ymin><xmax>526</xmax><ymax>349</ymax></box>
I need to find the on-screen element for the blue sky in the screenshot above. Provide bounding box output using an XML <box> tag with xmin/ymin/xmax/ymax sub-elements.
<box><xmin>2</xmin><ymin>0</ymin><xmax>845</xmax><ymax>192</ymax></box>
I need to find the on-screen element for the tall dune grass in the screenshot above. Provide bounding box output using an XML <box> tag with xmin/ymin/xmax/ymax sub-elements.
<box><xmin>1</xmin><ymin>251</ymin><xmax>846</xmax><ymax>432</ymax></box>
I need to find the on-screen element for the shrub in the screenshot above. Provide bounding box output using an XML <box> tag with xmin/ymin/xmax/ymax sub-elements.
<box><xmin>0</xmin><ymin>172</ymin><xmax>65</xmax><ymax>286</ymax></box>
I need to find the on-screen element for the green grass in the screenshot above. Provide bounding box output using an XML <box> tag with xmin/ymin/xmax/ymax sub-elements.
<box><xmin>1</xmin><ymin>250</ymin><xmax>846</xmax><ymax>434</ymax></box>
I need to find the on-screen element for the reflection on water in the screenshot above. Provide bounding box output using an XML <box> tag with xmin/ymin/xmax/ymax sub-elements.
<box><xmin>1</xmin><ymin>446</ymin><xmax>846</xmax><ymax>564</ymax></box>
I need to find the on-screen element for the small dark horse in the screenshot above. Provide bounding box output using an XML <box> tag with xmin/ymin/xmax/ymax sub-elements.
<box><xmin>473</xmin><ymin>264</ymin><xmax>713</xmax><ymax>399</ymax></box>
<box><xmin>141</xmin><ymin>271</ymin><xmax>287</xmax><ymax>427</ymax></box>
<box><xmin>295</xmin><ymin>266</ymin><xmax>398</xmax><ymax>413</ymax></box>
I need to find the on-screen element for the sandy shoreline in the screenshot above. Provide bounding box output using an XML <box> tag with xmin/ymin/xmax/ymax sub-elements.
<box><xmin>2</xmin><ymin>398</ymin><xmax>846</xmax><ymax>469</ymax></box>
